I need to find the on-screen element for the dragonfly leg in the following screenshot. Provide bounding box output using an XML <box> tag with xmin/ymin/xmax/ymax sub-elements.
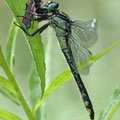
<box><xmin>14</xmin><ymin>22</ymin><xmax>50</xmax><ymax>36</ymax></box>
<box><xmin>25</xmin><ymin>11</ymin><xmax>48</xmax><ymax>17</ymax></box>
<box><xmin>17</xmin><ymin>15</ymin><xmax>48</xmax><ymax>22</ymax></box>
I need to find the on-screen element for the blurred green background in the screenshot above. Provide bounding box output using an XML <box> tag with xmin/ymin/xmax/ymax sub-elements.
<box><xmin>0</xmin><ymin>0</ymin><xmax>120</xmax><ymax>120</ymax></box>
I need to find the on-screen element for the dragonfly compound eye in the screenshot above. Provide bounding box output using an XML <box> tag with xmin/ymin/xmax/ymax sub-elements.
<box><xmin>47</xmin><ymin>2</ymin><xmax>59</xmax><ymax>12</ymax></box>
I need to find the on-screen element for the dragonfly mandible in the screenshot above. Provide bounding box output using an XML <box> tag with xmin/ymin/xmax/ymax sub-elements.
<box><xmin>15</xmin><ymin>1</ymin><xmax>98</xmax><ymax>120</ymax></box>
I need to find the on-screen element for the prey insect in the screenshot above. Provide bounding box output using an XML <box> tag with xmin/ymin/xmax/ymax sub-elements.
<box><xmin>18</xmin><ymin>0</ymin><xmax>47</xmax><ymax>29</ymax></box>
<box><xmin>16</xmin><ymin>1</ymin><xmax>98</xmax><ymax>120</ymax></box>
<box><xmin>21</xmin><ymin>0</ymin><xmax>38</xmax><ymax>29</ymax></box>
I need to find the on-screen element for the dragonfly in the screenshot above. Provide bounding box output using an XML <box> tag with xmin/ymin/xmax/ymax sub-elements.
<box><xmin>15</xmin><ymin>1</ymin><xmax>98</xmax><ymax>120</ymax></box>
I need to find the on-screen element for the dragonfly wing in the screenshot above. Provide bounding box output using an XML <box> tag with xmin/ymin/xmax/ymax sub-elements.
<box><xmin>71</xmin><ymin>18</ymin><xmax>98</xmax><ymax>48</ymax></box>
<box><xmin>69</xmin><ymin>36</ymin><xmax>92</xmax><ymax>75</ymax></box>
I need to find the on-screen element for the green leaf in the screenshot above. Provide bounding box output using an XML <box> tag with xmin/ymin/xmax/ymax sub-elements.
<box><xmin>5</xmin><ymin>0</ymin><xmax>46</xmax><ymax>95</ymax></box>
<box><xmin>5</xmin><ymin>0</ymin><xmax>27</xmax><ymax>24</ymax></box>
<box><xmin>0</xmin><ymin>76</ymin><xmax>20</xmax><ymax>105</ymax></box>
<box><xmin>0</xmin><ymin>46</ymin><xmax>33</xmax><ymax>120</ymax></box>
<box><xmin>89</xmin><ymin>40</ymin><xmax>120</xmax><ymax>65</ymax></box>
<box><xmin>31</xmin><ymin>31</ymin><xmax>53</xmax><ymax>120</ymax></box>
<box><xmin>0</xmin><ymin>110</ymin><xmax>22</xmax><ymax>120</ymax></box>
<box><xmin>6</xmin><ymin>18</ymin><xmax>19</xmax><ymax>71</ymax></box>
<box><xmin>0</xmin><ymin>76</ymin><xmax>17</xmax><ymax>95</ymax></box>
<box><xmin>0</xmin><ymin>87</ymin><xmax>20</xmax><ymax>105</ymax></box>
<box><xmin>29</xmin><ymin>64</ymin><xmax>41</xmax><ymax>106</ymax></box>
<box><xmin>99</xmin><ymin>87</ymin><xmax>120</xmax><ymax>120</ymax></box>
<box><xmin>29</xmin><ymin>64</ymin><xmax>41</xmax><ymax>120</ymax></box>
<box><xmin>29</xmin><ymin>37</ymin><xmax>46</xmax><ymax>95</ymax></box>
<box><xmin>33</xmin><ymin>40</ymin><xmax>120</xmax><ymax>115</ymax></box>
<box><xmin>33</xmin><ymin>69</ymin><xmax>72</xmax><ymax>117</ymax></box>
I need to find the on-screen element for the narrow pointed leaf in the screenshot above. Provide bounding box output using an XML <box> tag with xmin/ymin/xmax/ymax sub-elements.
<box><xmin>89</xmin><ymin>40</ymin><xmax>120</xmax><ymax>65</ymax></box>
<box><xmin>0</xmin><ymin>76</ymin><xmax>17</xmax><ymax>95</ymax></box>
<box><xmin>5</xmin><ymin>0</ymin><xmax>46</xmax><ymax>95</ymax></box>
<box><xmin>6</xmin><ymin>18</ymin><xmax>19</xmax><ymax>71</ymax></box>
<box><xmin>99</xmin><ymin>87</ymin><xmax>120</xmax><ymax>120</ymax></box>
<box><xmin>0</xmin><ymin>46</ymin><xmax>33</xmax><ymax>119</ymax></box>
<box><xmin>32</xmin><ymin>31</ymin><xmax>53</xmax><ymax>119</ymax></box>
<box><xmin>0</xmin><ymin>76</ymin><xmax>20</xmax><ymax>105</ymax></box>
<box><xmin>29</xmin><ymin>38</ymin><xmax>46</xmax><ymax>95</ymax></box>
<box><xmin>0</xmin><ymin>110</ymin><xmax>22</xmax><ymax>120</ymax></box>
<box><xmin>29</xmin><ymin>64</ymin><xmax>41</xmax><ymax>120</ymax></box>
<box><xmin>33</xmin><ymin>40</ymin><xmax>120</xmax><ymax>114</ymax></box>
<box><xmin>0</xmin><ymin>88</ymin><xmax>20</xmax><ymax>105</ymax></box>
<box><xmin>33</xmin><ymin>69</ymin><xmax>72</xmax><ymax>116</ymax></box>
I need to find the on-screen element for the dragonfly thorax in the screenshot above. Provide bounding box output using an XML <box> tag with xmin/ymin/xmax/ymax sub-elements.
<box><xmin>50</xmin><ymin>13</ymin><xmax>71</xmax><ymax>38</ymax></box>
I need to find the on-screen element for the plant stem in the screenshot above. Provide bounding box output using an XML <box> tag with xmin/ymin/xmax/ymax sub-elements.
<box><xmin>0</xmin><ymin>47</ymin><xmax>34</xmax><ymax>120</ymax></box>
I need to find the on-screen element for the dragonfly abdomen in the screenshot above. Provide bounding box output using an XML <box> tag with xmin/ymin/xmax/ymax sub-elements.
<box><xmin>62</xmin><ymin>44</ymin><xmax>94</xmax><ymax>120</ymax></box>
<box><xmin>73</xmin><ymin>72</ymin><xmax>94</xmax><ymax>120</ymax></box>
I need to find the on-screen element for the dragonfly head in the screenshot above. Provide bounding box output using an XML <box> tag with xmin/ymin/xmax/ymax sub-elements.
<box><xmin>47</xmin><ymin>1</ymin><xmax>59</xmax><ymax>12</ymax></box>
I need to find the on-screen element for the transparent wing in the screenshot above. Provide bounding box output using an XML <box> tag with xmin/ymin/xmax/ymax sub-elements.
<box><xmin>69</xmin><ymin>19</ymin><xmax>98</xmax><ymax>74</ymax></box>
<box><xmin>71</xmin><ymin>18</ymin><xmax>98</xmax><ymax>48</ymax></box>
<box><xmin>69</xmin><ymin>36</ymin><xmax>92</xmax><ymax>75</ymax></box>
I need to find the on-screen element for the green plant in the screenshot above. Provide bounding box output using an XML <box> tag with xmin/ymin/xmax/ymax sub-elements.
<box><xmin>0</xmin><ymin>0</ymin><xmax>120</xmax><ymax>120</ymax></box>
